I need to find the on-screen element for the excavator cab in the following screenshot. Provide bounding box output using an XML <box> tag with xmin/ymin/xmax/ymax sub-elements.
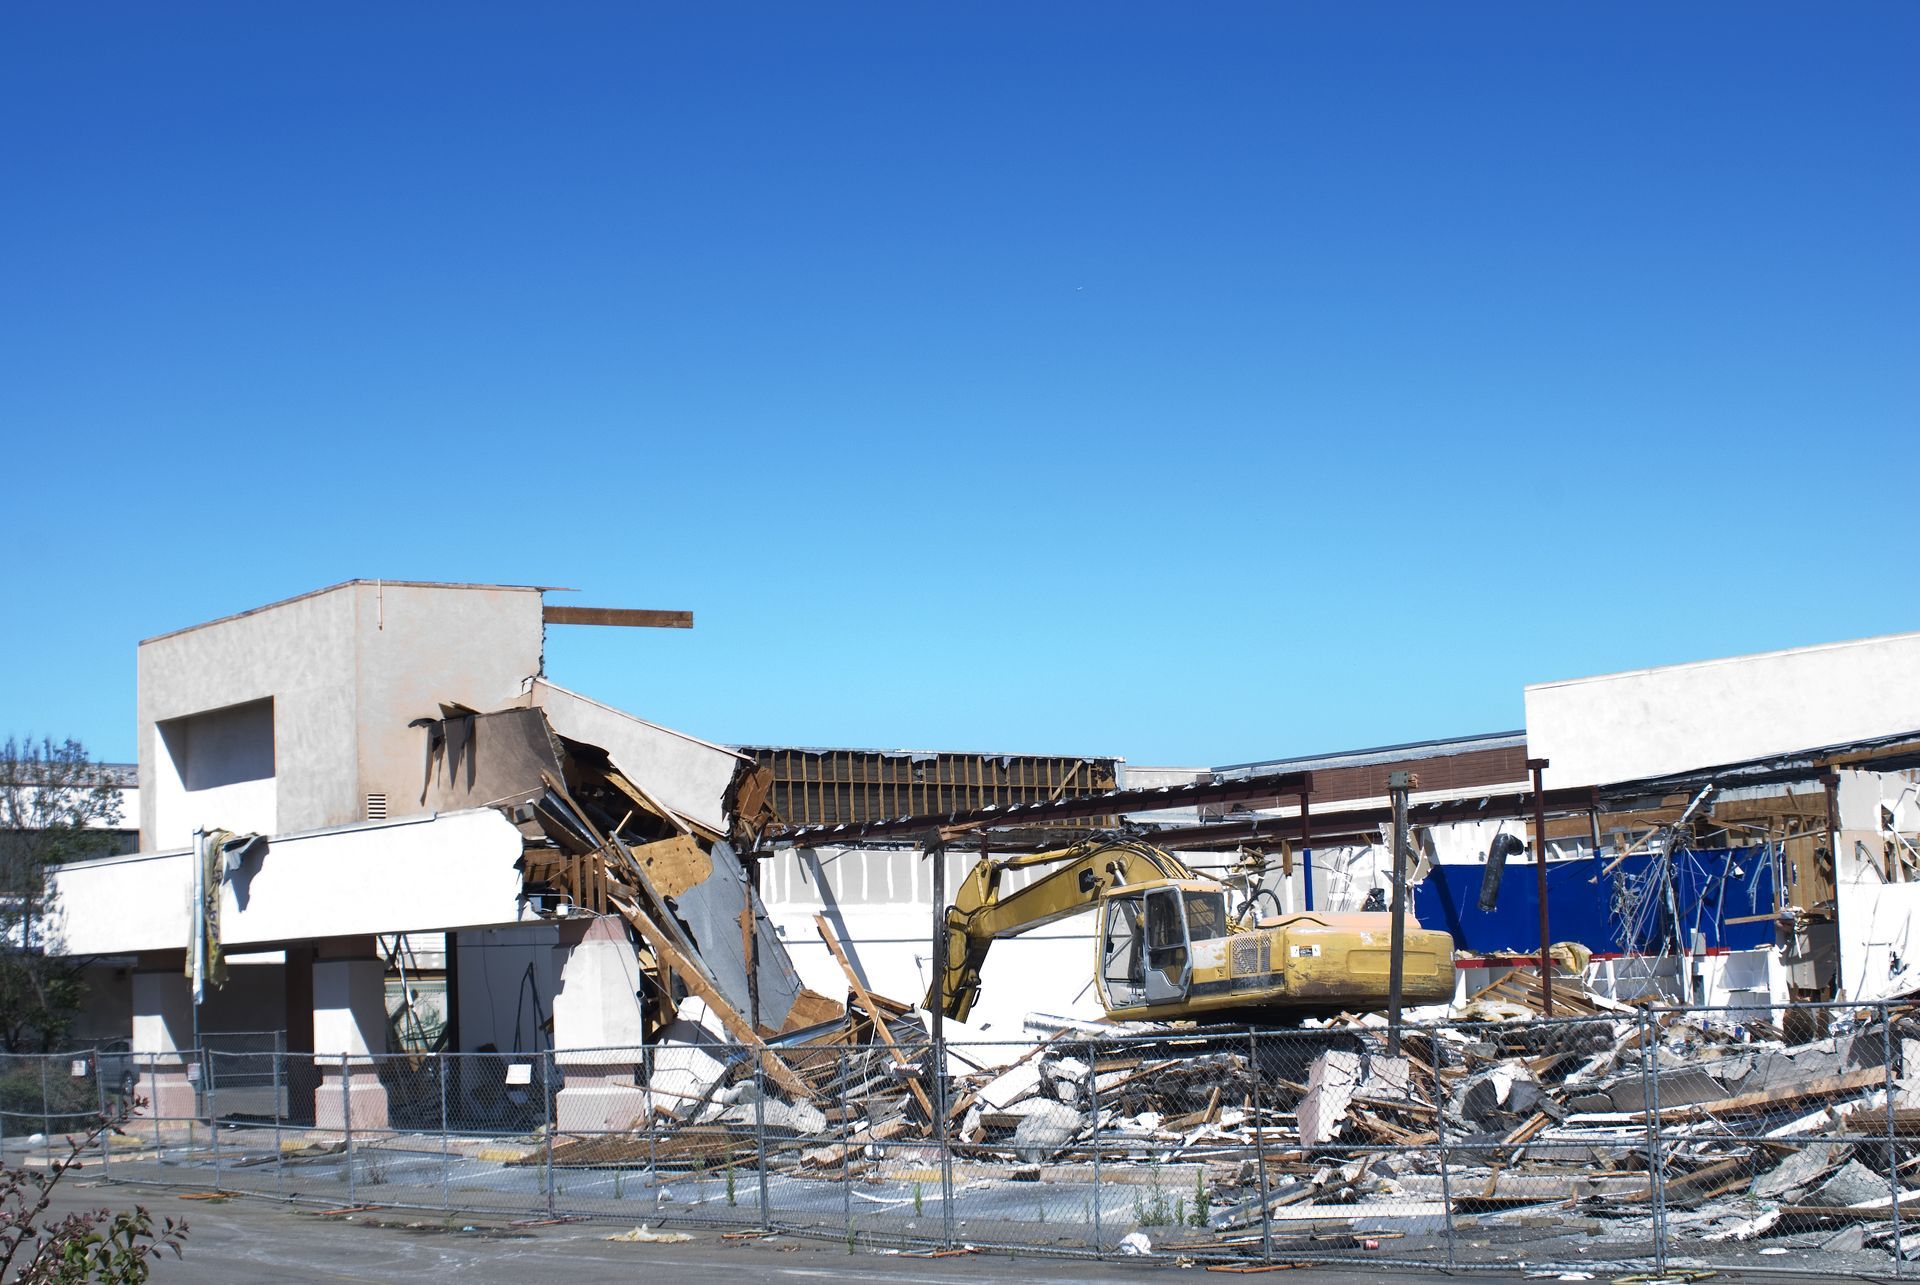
<box><xmin>1098</xmin><ymin>881</ymin><xmax>1229</xmax><ymax>1012</ymax></box>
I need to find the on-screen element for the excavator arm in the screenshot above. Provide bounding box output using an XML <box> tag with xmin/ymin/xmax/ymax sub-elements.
<box><xmin>930</xmin><ymin>838</ymin><xmax>1198</xmax><ymax>1022</ymax></box>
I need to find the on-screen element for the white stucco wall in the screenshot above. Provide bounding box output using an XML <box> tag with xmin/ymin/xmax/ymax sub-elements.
<box><xmin>550</xmin><ymin>921</ymin><xmax>649</xmax><ymax>1060</ymax></box>
<box><xmin>349</xmin><ymin>581</ymin><xmax>545</xmax><ymax>815</ymax></box>
<box><xmin>529</xmin><ymin>679</ymin><xmax>743</xmax><ymax>834</ymax></box>
<box><xmin>763</xmin><ymin>846</ymin><xmax>1100</xmax><ymax>1037</ymax></box>
<box><xmin>1525</xmin><ymin>631</ymin><xmax>1920</xmax><ymax>789</ymax></box>
<box><xmin>1838</xmin><ymin>882</ymin><xmax>1920</xmax><ymax>1003</ymax></box>
<box><xmin>763</xmin><ymin>844</ymin><xmax>1237</xmax><ymax>1038</ymax></box>
<box><xmin>152</xmin><ymin>699</ymin><xmax>279</xmax><ymax>848</ymax></box>
<box><xmin>313</xmin><ymin>958</ymin><xmax>387</xmax><ymax>1059</ymax></box>
<box><xmin>49</xmin><ymin>807</ymin><xmax>530</xmax><ymax>957</ymax></box>
<box><xmin>137</xmin><ymin>581</ymin><xmax>545</xmax><ymax>848</ymax></box>
<box><xmin>139</xmin><ymin>587</ymin><xmax>357</xmax><ymax>849</ymax></box>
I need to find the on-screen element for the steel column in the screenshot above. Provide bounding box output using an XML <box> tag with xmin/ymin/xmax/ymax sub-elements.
<box><xmin>1528</xmin><ymin>758</ymin><xmax>1554</xmax><ymax>1016</ymax></box>
<box><xmin>1387</xmin><ymin>771</ymin><xmax>1414</xmax><ymax>1056</ymax></box>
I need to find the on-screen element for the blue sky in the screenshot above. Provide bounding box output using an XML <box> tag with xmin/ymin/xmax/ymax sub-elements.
<box><xmin>2</xmin><ymin>5</ymin><xmax>1914</xmax><ymax>767</ymax></box>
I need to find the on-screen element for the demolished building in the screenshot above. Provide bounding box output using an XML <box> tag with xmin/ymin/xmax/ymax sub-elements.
<box><xmin>34</xmin><ymin>580</ymin><xmax>1920</xmax><ymax>1269</ymax></box>
<box><xmin>50</xmin><ymin>584</ymin><xmax>1920</xmax><ymax>1080</ymax></box>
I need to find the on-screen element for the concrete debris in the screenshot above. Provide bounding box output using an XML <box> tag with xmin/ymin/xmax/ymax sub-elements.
<box><xmin>1006</xmin><ymin>1099</ymin><xmax>1084</xmax><ymax>1160</ymax></box>
<box><xmin>648</xmin><ymin>998</ymin><xmax>731</xmax><ymax>1120</ymax></box>
<box><xmin>1299</xmin><ymin>1050</ymin><xmax>1362</xmax><ymax>1146</ymax></box>
<box><xmin>849</xmin><ymin>975</ymin><xmax>1920</xmax><ymax>1270</ymax></box>
<box><xmin>529</xmin><ymin>977</ymin><xmax>1920</xmax><ymax>1274</ymax></box>
<box><xmin>1751</xmin><ymin>1141</ymin><xmax>1844</xmax><ymax>1199</ymax></box>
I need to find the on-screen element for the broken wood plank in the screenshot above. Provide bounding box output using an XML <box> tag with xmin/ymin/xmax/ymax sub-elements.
<box><xmin>609</xmin><ymin>892</ymin><xmax>814</xmax><ymax>1101</ymax></box>
<box><xmin>1648</xmin><ymin>1067</ymin><xmax>1885</xmax><ymax>1121</ymax></box>
<box><xmin>1167</xmin><ymin>1085</ymin><xmax>1224</xmax><ymax>1132</ymax></box>
<box><xmin>543</xmin><ymin>605</ymin><xmax>693</xmax><ymax>629</ymax></box>
<box><xmin>1782</xmin><ymin>1195</ymin><xmax>1920</xmax><ymax>1222</ymax></box>
<box><xmin>628</xmin><ymin>834</ymin><xmax>711</xmax><ymax>899</ymax></box>
<box><xmin>601</xmin><ymin>766</ymin><xmax>703</xmax><ymax>840</ymax></box>
<box><xmin>1653</xmin><ymin>1157</ymin><xmax>1752</xmax><ymax>1207</ymax></box>
<box><xmin>813</xmin><ymin>913</ymin><xmax>936</xmax><ymax>1124</ymax></box>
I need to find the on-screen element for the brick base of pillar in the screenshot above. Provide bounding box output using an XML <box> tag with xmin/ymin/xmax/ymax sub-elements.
<box><xmin>554</xmin><ymin>1062</ymin><xmax>648</xmax><ymax>1132</ymax></box>
<box><xmin>133</xmin><ymin>1064</ymin><xmax>199</xmax><ymax>1120</ymax></box>
<box><xmin>314</xmin><ymin>1065</ymin><xmax>389</xmax><ymax>1131</ymax></box>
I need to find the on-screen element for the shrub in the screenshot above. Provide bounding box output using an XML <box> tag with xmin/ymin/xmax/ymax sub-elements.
<box><xmin>0</xmin><ymin>1101</ymin><xmax>188</xmax><ymax>1282</ymax></box>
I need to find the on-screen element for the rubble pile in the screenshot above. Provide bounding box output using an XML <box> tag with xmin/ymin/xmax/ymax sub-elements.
<box><xmin>903</xmin><ymin>977</ymin><xmax>1920</xmax><ymax>1267</ymax></box>
<box><xmin>511</xmin><ymin>947</ymin><xmax>1920</xmax><ymax>1272</ymax></box>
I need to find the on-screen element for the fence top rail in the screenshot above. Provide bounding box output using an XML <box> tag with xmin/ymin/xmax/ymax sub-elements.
<box><xmin>23</xmin><ymin>997</ymin><xmax>1912</xmax><ymax>1066</ymax></box>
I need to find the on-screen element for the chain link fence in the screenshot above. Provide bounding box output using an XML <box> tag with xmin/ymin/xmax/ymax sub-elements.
<box><xmin>8</xmin><ymin>1001</ymin><xmax>1918</xmax><ymax>1273</ymax></box>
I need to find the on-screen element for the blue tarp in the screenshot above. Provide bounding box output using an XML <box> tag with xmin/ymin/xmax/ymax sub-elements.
<box><xmin>1412</xmin><ymin>846</ymin><xmax>1777</xmax><ymax>956</ymax></box>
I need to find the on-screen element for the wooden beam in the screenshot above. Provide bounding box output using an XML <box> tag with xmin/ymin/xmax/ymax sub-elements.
<box><xmin>543</xmin><ymin>606</ymin><xmax>693</xmax><ymax>629</ymax></box>
<box><xmin>610</xmin><ymin>893</ymin><xmax>815</xmax><ymax>1101</ymax></box>
<box><xmin>601</xmin><ymin>766</ymin><xmax>698</xmax><ymax>840</ymax></box>
<box><xmin>813</xmin><ymin>913</ymin><xmax>936</xmax><ymax>1123</ymax></box>
<box><xmin>1645</xmin><ymin>1066</ymin><xmax>1884</xmax><ymax>1122</ymax></box>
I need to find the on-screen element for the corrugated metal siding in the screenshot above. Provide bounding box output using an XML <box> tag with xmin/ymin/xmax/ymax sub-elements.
<box><xmin>740</xmin><ymin>748</ymin><xmax>1121</xmax><ymax>829</ymax></box>
<box><xmin>1303</xmin><ymin>746</ymin><xmax>1530</xmax><ymax>805</ymax></box>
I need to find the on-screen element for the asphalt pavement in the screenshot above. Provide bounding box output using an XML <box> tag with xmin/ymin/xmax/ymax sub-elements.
<box><xmin>36</xmin><ymin>1179</ymin><xmax>1870</xmax><ymax>1284</ymax></box>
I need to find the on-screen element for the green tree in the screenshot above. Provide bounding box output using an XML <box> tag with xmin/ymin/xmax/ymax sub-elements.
<box><xmin>0</xmin><ymin>738</ymin><xmax>125</xmax><ymax>1052</ymax></box>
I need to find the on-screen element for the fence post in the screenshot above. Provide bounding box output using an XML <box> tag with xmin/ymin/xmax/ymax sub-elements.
<box><xmin>1638</xmin><ymin>1007</ymin><xmax>1666</xmax><ymax>1275</ymax></box>
<box><xmin>1434</xmin><ymin>1027</ymin><xmax>1456</xmax><ymax>1268</ymax></box>
<box><xmin>150</xmin><ymin>1055</ymin><xmax>161</xmax><ymax>1158</ymax></box>
<box><xmin>208</xmin><ymin>1050</ymin><xmax>223</xmax><ymax>1191</ymax></box>
<box><xmin>839</xmin><ymin>1049</ymin><xmax>852</xmax><ymax>1248</ymax></box>
<box><xmin>647</xmin><ymin>1050</ymin><xmax>658</xmax><ymax>1205</ymax></box>
<box><xmin>184</xmin><ymin>1050</ymin><xmax>195</xmax><ymax>1159</ymax></box>
<box><xmin>342</xmin><ymin>1053</ymin><xmax>355</xmax><ymax>1208</ymax></box>
<box><xmin>936</xmin><ymin>1044</ymin><xmax>953</xmax><ymax>1252</ymax></box>
<box><xmin>439</xmin><ymin>1051</ymin><xmax>451</xmax><ymax>1213</ymax></box>
<box><xmin>754</xmin><ymin>1051</ymin><xmax>771</xmax><ymax>1230</ymax></box>
<box><xmin>1242</xmin><ymin>1031</ymin><xmax>1268</xmax><ymax>1264</ymax></box>
<box><xmin>40</xmin><ymin>1056</ymin><xmax>51</xmax><ymax>1155</ymax></box>
<box><xmin>1089</xmin><ymin>1038</ymin><xmax>1105</xmax><ymax>1257</ymax></box>
<box><xmin>96</xmin><ymin>1050</ymin><xmax>111</xmax><ymax>1177</ymax></box>
<box><xmin>543</xmin><ymin>1050</ymin><xmax>556</xmax><ymax>1218</ymax></box>
<box><xmin>272</xmin><ymin>1048</ymin><xmax>284</xmax><ymax>1201</ymax></box>
<box><xmin>1884</xmin><ymin>1001</ymin><xmax>1905</xmax><ymax>1275</ymax></box>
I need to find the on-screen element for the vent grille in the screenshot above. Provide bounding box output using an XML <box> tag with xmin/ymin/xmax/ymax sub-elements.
<box><xmin>1230</xmin><ymin>935</ymin><xmax>1270</xmax><ymax>976</ymax></box>
<box><xmin>365</xmin><ymin>793</ymin><xmax>387</xmax><ymax>821</ymax></box>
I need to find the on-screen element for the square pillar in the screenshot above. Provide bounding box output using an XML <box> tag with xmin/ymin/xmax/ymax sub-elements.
<box><xmin>313</xmin><ymin>943</ymin><xmax>389</xmax><ymax>1131</ymax></box>
<box><xmin>551</xmin><ymin>917</ymin><xmax>646</xmax><ymax>1132</ymax></box>
<box><xmin>131</xmin><ymin>969</ymin><xmax>198</xmax><ymax>1119</ymax></box>
<box><xmin>282</xmin><ymin>944</ymin><xmax>317</xmax><ymax>1122</ymax></box>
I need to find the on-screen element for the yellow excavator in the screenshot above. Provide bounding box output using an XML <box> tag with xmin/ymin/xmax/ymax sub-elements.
<box><xmin>930</xmin><ymin>836</ymin><xmax>1456</xmax><ymax>1023</ymax></box>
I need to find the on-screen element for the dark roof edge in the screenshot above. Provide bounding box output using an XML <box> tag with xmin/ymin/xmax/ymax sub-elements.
<box><xmin>139</xmin><ymin>580</ymin><xmax>567</xmax><ymax>647</ymax></box>
<box><xmin>1214</xmin><ymin>730</ymin><xmax>1528</xmax><ymax>777</ymax></box>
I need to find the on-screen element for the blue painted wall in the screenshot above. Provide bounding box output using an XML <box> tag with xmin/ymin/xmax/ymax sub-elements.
<box><xmin>1412</xmin><ymin>847</ymin><xmax>1778</xmax><ymax>956</ymax></box>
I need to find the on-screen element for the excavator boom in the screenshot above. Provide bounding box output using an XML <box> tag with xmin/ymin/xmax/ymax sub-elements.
<box><xmin>930</xmin><ymin>838</ymin><xmax>1193</xmax><ymax>1022</ymax></box>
